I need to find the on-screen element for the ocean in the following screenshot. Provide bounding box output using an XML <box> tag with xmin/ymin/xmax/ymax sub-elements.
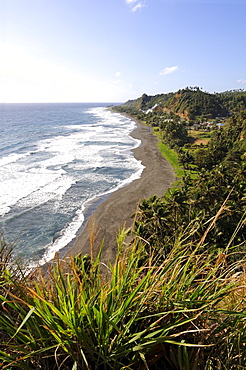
<box><xmin>0</xmin><ymin>103</ymin><xmax>143</xmax><ymax>266</ymax></box>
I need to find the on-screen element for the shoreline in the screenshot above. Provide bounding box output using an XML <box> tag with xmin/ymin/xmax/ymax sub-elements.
<box><xmin>64</xmin><ymin>118</ymin><xmax>176</xmax><ymax>263</ymax></box>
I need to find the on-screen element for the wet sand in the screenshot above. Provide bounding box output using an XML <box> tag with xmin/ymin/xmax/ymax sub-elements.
<box><xmin>65</xmin><ymin>119</ymin><xmax>176</xmax><ymax>263</ymax></box>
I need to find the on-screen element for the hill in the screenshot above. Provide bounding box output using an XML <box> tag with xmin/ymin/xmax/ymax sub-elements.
<box><xmin>116</xmin><ymin>87</ymin><xmax>246</xmax><ymax>121</ymax></box>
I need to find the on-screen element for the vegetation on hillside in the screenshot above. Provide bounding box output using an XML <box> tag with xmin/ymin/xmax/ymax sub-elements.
<box><xmin>216</xmin><ymin>89</ymin><xmax>246</xmax><ymax>113</ymax></box>
<box><xmin>113</xmin><ymin>90</ymin><xmax>246</xmax><ymax>264</ymax></box>
<box><xmin>115</xmin><ymin>87</ymin><xmax>246</xmax><ymax>122</ymax></box>
<box><xmin>0</xmin><ymin>88</ymin><xmax>245</xmax><ymax>369</ymax></box>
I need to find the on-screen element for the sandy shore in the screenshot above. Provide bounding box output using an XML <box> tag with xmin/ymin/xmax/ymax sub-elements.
<box><xmin>65</xmin><ymin>119</ymin><xmax>176</xmax><ymax>263</ymax></box>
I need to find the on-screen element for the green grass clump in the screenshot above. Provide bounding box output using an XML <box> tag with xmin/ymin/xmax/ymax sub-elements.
<box><xmin>0</xmin><ymin>228</ymin><xmax>246</xmax><ymax>369</ymax></box>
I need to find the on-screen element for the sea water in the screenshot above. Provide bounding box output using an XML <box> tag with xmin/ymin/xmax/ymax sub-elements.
<box><xmin>0</xmin><ymin>103</ymin><xmax>143</xmax><ymax>265</ymax></box>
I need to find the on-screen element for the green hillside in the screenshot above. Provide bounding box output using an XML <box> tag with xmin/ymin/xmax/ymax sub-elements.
<box><xmin>116</xmin><ymin>87</ymin><xmax>246</xmax><ymax>121</ymax></box>
<box><xmin>216</xmin><ymin>89</ymin><xmax>246</xmax><ymax>113</ymax></box>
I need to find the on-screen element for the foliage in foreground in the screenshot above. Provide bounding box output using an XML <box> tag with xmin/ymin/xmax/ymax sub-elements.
<box><xmin>1</xmin><ymin>226</ymin><xmax>246</xmax><ymax>369</ymax></box>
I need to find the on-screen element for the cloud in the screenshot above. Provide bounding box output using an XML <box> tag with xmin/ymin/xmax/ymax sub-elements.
<box><xmin>237</xmin><ymin>79</ymin><xmax>246</xmax><ymax>84</ymax></box>
<box><xmin>114</xmin><ymin>72</ymin><xmax>122</xmax><ymax>84</ymax></box>
<box><xmin>132</xmin><ymin>3</ymin><xmax>146</xmax><ymax>11</ymax></box>
<box><xmin>160</xmin><ymin>66</ymin><xmax>179</xmax><ymax>75</ymax></box>
<box><xmin>125</xmin><ymin>0</ymin><xmax>146</xmax><ymax>12</ymax></box>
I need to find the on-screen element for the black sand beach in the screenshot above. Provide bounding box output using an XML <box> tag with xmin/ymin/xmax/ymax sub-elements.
<box><xmin>65</xmin><ymin>120</ymin><xmax>176</xmax><ymax>262</ymax></box>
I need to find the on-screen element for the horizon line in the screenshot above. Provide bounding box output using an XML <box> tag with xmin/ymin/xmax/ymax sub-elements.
<box><xmin>0</xmin><ymin>101</ymin><xmax>123</xmax><ymax>105</ymax></box>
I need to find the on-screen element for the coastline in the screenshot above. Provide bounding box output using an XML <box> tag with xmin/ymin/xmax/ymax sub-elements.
<box><xmin>65</xmin><ymin>118</ymin><xmax>176</xmax><ymax>263</ymax></box>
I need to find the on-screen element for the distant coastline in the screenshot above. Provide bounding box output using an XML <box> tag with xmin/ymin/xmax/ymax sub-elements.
<box><xmin>65</xmin><ymin>117</ymin><xmax>175</xmax><ymax>263</ymax></box>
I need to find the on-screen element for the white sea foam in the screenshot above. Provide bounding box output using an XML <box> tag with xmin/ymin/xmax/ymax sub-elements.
<box><xmin>38</xmin><ymin>207</ymin><xmax>86</xmax><ymax>266</ymax></box>
<box><xmin>0</xmin><ymin>152</ymin><xmax>31</xmax><ymax>167</ymax></box>
<box><xmin>0</xmin><ymin>129</ymin><xmax>103</xmax><ymax>215</ymax></box>
<box><xmin>16</xmin><ymin>175</ymin><xmax>76</xmax><ymax>209</ymax></box>
<box><xmin>0</xmin><ymin>169</ymin><xmax>63</xmax><ymax>216</ymax></box>
<box><xmin>36</xmin><ymin>159</ymin><xmax>145</xmax><ymax>266</ymax></box>
<box><xmin>0</xmin><ymin>105</ymin><xmax>144</xmax><ymax>265</ymax></box>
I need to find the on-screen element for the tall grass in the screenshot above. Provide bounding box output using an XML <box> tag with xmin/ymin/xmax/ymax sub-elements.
<box><xmin>0</xmin><ymin>227</ymin><xmax>246</xmax><ymax>369</ymax></box>
<box><xmin>0</xmin><ymin>235</ymin><xmax>22</xmax><ymax>286</ymax></box>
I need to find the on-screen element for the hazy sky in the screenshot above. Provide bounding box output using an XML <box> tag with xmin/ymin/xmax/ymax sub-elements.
<box><xmin>0</xmin><ymin>0</ymin><xmax>245</xmax><ymax>103</ymax></box>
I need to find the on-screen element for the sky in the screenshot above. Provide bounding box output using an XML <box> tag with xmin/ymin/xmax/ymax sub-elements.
<box><xmin>0</xmin><ymin>0</ymin><xmax>246</xmax><ymax>103</ymax></box>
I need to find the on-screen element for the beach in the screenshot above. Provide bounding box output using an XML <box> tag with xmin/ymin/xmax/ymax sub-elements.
<box><xmin>66</xmin><ymin>120</ymin><xmax>176</xmax><ymax>262</ymax></box>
